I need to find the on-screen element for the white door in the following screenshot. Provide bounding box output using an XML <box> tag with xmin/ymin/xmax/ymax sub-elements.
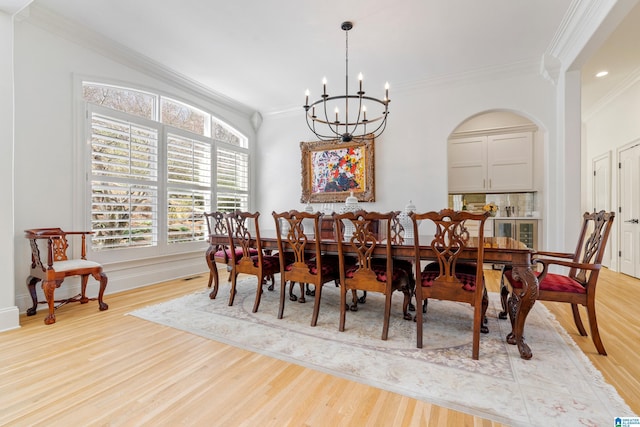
<box><xmin>619</xmin><ymin>143</ymin><xmax>640</xmax><ymax>278</ymax></box>
<box><xmin>592</xmin><ymin>153</ymin><xmax>611</xmax><ymax>267</ymax></box>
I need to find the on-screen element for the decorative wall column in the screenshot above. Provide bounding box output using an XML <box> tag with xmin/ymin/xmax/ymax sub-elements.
<box><xmin>0</xmin><ymin>8</ymin><xmax>19</xmax><ymax>331</ymax></box>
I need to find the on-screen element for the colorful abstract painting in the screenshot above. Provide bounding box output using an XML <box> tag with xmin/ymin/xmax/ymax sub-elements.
<box><xmin>300</xmin><ymin>136</ymin><xmax>375</xmax><ymax>203</ymax></box>
<box><xmin>310</xmin><ymin>146</ymin><xmax>365</xmax><ymax>194</ymax></box>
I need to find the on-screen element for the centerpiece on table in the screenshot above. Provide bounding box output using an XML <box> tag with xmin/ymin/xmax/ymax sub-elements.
<box><xmin>483</xmin><ymin>202</ymin><xmax>499</xmax><ymax>217</ymax></box>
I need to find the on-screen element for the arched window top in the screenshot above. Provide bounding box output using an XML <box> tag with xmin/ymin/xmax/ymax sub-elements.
<box><xmin>83</xmin><ymin>82</ymin><xmax>247</xmax><ymax>148</ymax></box>
<box><xmin>83</xmin><ymin>83</ymin><xmax>156</xmax><ymax>120</ymax></box>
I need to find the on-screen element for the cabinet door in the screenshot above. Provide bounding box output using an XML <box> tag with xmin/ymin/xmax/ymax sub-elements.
<box><xmin>448</xmin><ymin>136</ymin><xmax>487</xmax><ymax>192</ymax></box>
<box><xmin>487</xmin><ymin>132</ymin><xmax>533</xmax><ymax>191</ymax></box>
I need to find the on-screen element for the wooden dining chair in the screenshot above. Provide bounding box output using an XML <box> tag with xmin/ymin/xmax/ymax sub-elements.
<box><xmin>333</xmin><ymin>210</ymin><xmax>412</xmax><ymax>340</ymax></box>
<box><xmin>356</xmin><ymin>211</ymin><xmax>415</xmax><ymax>310</ymax></box>
<box><xmin>410</xmin><ymin>209</ymin><xmax>490</xmax><ymax>359</ymax></box>
<box><xmin>273</xmin><ymin>210</ymin><xmax>340</xmax><ymax>326</ymax></box>
<box><xmin>204</xmin><ymin>211</ymin><xmax>259</xmax><ymax>300</ymax></box>
<box><xmin>501</xmin><ymin>210</ymin><xmax>615</xmax><ymax>355</ymax></box>
<box><xmin>225</xmin><ymin>211</ymin><xmax>281</xmax><ymax>312</ymax></box>
<box><xmin>25</xmin><ymin>228</ymin><xmax>109</xmax><ymax>325</ymax></box>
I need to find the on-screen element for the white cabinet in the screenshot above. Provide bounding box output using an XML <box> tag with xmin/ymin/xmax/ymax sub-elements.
<box><xmin>448</xmin><ymin>132</ymin><xmax>533</xmax><ymax>193</ymax></box>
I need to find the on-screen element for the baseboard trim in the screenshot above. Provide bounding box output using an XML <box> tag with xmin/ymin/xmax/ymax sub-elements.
<box><xmin>0</xmin><ymin>305</ymin><xmax>21</xmax><ymax>332</ymax></box>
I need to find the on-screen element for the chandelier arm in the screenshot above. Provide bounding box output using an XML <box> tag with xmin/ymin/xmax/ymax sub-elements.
<box><xmin>363</xmin><ymin>113</ymin><xmax>388</xmax><ymax>138</ymax></box>
<box><xmin>306</xmin><ymin>96</ymin><xmax>387</xmax><ymax>125</ymax></box>
<box><xmin>305</xmin><ymin>114</ymin><xmax>343</xmax><ymax>141</ymax></box>
<box><xmin>306</xmin><ymin>106</ymin><xmax>344</xmax><ymax>141</ymax></box>
<box><xmin>322</xmin><ymin>96</ymin><xmax>341</xmax><ymax>138</ymax></box>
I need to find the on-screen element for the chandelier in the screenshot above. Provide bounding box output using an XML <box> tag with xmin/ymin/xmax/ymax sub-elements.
<box><xmin>303</xmin><ymin>21</ymin><xmax>390</xmax><ymax>143</ymax></box>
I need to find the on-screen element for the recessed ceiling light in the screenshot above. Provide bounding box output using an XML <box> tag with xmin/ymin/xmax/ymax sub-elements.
<box><xmin>595</xmin><ymin>71</ymin><xmax>609</xmax><ymax>78</ymax></box>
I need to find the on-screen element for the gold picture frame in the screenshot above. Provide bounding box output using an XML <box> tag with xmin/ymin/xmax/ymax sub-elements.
<box><xmin>300</xmin><ymin>135</ymin><xmax>375</xmax><ymax>203</ymax></box>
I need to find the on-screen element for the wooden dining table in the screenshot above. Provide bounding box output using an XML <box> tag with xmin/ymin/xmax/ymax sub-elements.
<box><xmin>208</xmin><ymin>231</ymin><xmax>538</xmax><ymax>360</ymax></box>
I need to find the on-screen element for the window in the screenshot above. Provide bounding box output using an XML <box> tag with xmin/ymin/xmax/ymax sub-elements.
<box><xmin>84</xmin><ymin>82</ymin><xmax>249</xmax><ymax>254</ymax></box>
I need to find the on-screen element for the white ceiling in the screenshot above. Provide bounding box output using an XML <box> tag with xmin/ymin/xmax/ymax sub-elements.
<box><xmin>19</xmin><ymin>0</ymin><xmax>640</xmax><ymax>116</ymax></box>
<box><xmin>581</xmin><ymin>1</ymin><xmax>640</xmax><ymax>115</ymax></box>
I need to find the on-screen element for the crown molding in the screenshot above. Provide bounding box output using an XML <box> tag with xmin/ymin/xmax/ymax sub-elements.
<box><xmin>394</xmin><ymin>58</ymin><xmax>542</xmax><ymax>93</ymax></box>
<box><xmin>24</xmin><ymin>4</ymin><xmax>257</xmax><ymax>120</ymax></box>
<box><xmin>542</xmin><ymin>0</ymin><xmax>617</xmax><ymax>76</ymax></box>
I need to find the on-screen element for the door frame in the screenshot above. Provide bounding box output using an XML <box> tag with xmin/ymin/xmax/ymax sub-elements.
<box><xmin>617</xmin><ymin>140</ymin><xmax>640</xmax><ymax>278</ymax></box>
<box><xmin>592</xmin><ymin>151</ymin><xmax>611</xmax><ymax>268</ymax></box>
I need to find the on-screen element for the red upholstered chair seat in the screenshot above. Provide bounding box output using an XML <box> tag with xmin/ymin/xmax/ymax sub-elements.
<box><xmin>215</xmin><ymin>247</ymin><xmax>258</xmax><ymax>259</ymax></box>
<box><xmin>421</xmin><ymin>262</ymin><xmax>479</xmax><ymax>291</ymax></box>
<box><xmin>284</xmin><ymin>256</ymin><xmax>338</xmax><ymax>276</ymax></box>
<box><xmin>346</xmin><ymin>262</ymin><xmax>408</xmax><ymax>283</ymax></box>
<box><xmin>503</xmin><ymin>269</ymin><xmax>586</xmax><ymax>294</ymax></box>
<box><xmin>248</xmin><ymin>254</ymin><xmax>280</xmax><ymax>272</ymax></box>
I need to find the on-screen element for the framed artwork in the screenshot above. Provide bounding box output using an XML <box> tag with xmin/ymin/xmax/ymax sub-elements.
<box><xmin>300</xmin><ymin>135</ymin><xmax>375</xmax><ymax>203</ymax></box>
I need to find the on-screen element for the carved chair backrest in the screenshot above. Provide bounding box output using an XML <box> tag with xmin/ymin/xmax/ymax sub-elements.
<box><xmin>570</xmin><ymin>210</ymin><xmax>615</xmax><ymax>285</ymax></box>
<box><xmin>389</xmin><ymin>211</ymin><xmax>404</xmax><ymax>245</ymax></box>
<box><xmin>411</xmin><ymin>209</ymin><xmax>488</xmax><ymax>285</ymax></box>
<box><xmin>225</xmin><ymin>211</ymin><xmax>263</xmax><ymax>267</ymax></box>
<box><xmin>25</xmin><ymin>228</ymin><xmax>74</xmax><ymax>271</ymax></box>
<box><xmin>204</xmin><ymin>211</ymin><xmax>231</xmax><ymax>262</ymax></box>
<box><xmin>204</xmin><ymin>211</ymin><xmax>228</xmax><ymax>237</ymax></box>
<box><xmin>334</xmin><ymin>210</ymin><xmax>394</xmax><ymax>284</ymax></box>
<box><xmin>273</xmin><ymin>210</ymin><xmax>323</xmax><ymax>270</ymax></box>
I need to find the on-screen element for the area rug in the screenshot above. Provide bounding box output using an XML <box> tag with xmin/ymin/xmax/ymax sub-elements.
<box><xmin>129</xmin><ymin>279</ymin><xmax>634</xmax><ymax>426</ymax></box>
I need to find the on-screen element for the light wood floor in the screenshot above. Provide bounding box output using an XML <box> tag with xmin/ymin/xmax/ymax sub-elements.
<box><xmin>1</xmin><ymin>268</ymin><xmax>638</xmax><ymax>426</ymax></box>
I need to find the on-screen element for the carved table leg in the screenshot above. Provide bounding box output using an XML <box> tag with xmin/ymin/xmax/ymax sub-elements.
<box><xmin>26</xmin><ymin>276</ymin><xmax>41</xmax><ymax>316</ymax></box>
<box><xmin>506</xmin><ymin>265</ymin><xmax>538</xmax><ymax>360</ymax></box>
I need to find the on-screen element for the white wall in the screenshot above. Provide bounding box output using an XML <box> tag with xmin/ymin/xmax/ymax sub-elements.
<box><xmin>11</xmin><ymin>19</ymin><xmax>257</xmax><ymax>314</ymax></box>
<box><xmin>584</xmin><ymin>77</ymin><xmax>640</xmax><ymax>271</ymax></box>
<box><xmin>257</xmin><ymin>68</ymin><xmax>557</xmax><ymax>239</ymax></box>
<box><xmin>0</xmin><ymin>11</ymin><xmax>19</xmax><ymax>331</ymax></box>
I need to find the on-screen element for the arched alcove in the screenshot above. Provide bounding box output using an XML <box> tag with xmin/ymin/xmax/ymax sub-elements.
<box><xmin>447</xmin><ymin>110</ymin><xmax>544</xmax><ymax>249</ymax></box>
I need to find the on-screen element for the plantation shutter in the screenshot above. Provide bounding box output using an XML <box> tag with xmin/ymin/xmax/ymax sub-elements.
<box><xmin>216</xmin><ymin>147</ymin><xmax>249</xmax><ymax>212</ymax></box>
<box><xmin>167</xmin><ymin>132</ymin><xmax>212</xmax><ymax>243</ymax></box>
<box><xmin>90</xmin><ymin>110</ymin><xmax>159</xmax><ymax>250</ymax></box>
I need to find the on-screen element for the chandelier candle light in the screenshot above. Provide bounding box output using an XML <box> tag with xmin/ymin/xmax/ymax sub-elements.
<box><xmin>304</xmin><ymin>21</ymin><xmax>390</xmax><ymax>143</ymax></box>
